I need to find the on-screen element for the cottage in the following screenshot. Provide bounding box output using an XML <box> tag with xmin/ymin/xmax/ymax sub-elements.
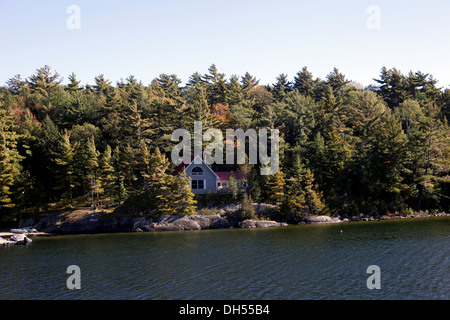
<box><xmin>172</xmin><ymin>155</ymin><xmax>245</xmax><ymax>194</ymax></box>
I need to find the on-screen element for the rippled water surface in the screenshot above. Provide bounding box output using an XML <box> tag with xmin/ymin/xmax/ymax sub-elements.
<box><xmin>1</xmin><ymin>218</ymin><xmax>449</xmax><ymax>299</ymax></box>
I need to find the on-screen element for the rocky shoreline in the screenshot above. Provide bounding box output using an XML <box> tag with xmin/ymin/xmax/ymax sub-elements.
<box><xmin>301</xmin><ymin>211</ymin><xmax>450</xmax><ymax>224</ymax></box>
<box><xmin>14</xmin><ymin>204</ymin><xmax>450</xmax><ymax>236</ymax></box>
<box><xmin>19</xmin><ymin>203</ymin><xmax>283</xmax><ymax>234</ymax></box>
<box><xmin>303</xmin><ymin>211</ymin><xmax>450</xmax><ymax>224</ymax></box>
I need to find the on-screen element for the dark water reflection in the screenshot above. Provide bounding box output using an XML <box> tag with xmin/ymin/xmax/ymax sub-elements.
<box><xmin>1</xmin><ymin>218</ymin><xmax>448</xmax><ymax>300</ymax></box>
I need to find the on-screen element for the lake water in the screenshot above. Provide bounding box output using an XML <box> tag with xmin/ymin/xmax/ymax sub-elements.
<box><xmin>1</xmin><ymin>217</ymin><xmax>449</xmax><ymax>300</ymax></box>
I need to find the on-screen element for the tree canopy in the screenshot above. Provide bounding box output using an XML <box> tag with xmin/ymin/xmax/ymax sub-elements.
<box><xmin>1</xmin><ymin>65</ymin><xmax>449</xmax><ymax>225</ymax></box>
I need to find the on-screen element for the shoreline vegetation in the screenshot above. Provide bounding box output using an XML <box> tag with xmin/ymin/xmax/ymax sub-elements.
<box><xmin>1</xmin><ymin>65</ymin><xmax>449</xmax><ymax>231</ymax></box>
<box><xmin>4</xmin><ymin>203</ymin><xmax>449</xmax><ymax>237</ymax></box>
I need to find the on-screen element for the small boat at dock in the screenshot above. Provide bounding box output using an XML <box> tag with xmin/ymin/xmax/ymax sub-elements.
<box><xmin>1</xmin><ymin>228</ymin><xmax>36</xmax><ymax>246</ymax></box>
<box><xmin>0</xmin><ymin>236</ymin><xmax>18</xmax><ymax>247</ymax></box>
<box><xmin>10</xmin><ymin>227</ymin><xmax>38</xmax><ymax>234</ymax></box>
<box><xmin>10</xmin><ymin>233</ymin><xmax>33</xmax><ymax>245</ymax></box>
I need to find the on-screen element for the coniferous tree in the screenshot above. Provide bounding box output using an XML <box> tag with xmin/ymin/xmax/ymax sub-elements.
<box><xmin>269</xmin><ymin>169</ymin><xmax>286</xmax><ymax>208</ymax></box>
<box><xmin>226</xmin><ymin>75</ymin><xmax>244</xmax><ymax>106</ymax></box>
<box><xmin>248</xmin><ymin>168</ymin><xmax>261</xmax><ymax>203</ymax></box>
<box><xmin>237</xmin><ymin>193</ymin><xmax>256</xmax><ymax>220</ymax></box>
<box><xmin>94</xmin><ymin>74</ymin><xmax>112</xmax><ymax>94</ymax></box>
<box><xmin>416</xmin><ymin>102</ymin><xmax>449</xmax><ymax>210</ymax></box>
<box><xmin>54</xmin><ymin>130</ymin><xmax>78</xmax><ymax>207</ymax></box>
<box><xmin>0</xmin><ymin>65</ymin><xmax>449</xmax><ymax>220</ymax></box>
<box><xmin>271</xmin><ymin>73</ymin><xmax>292</xmax><ymax>102</ymax></box>
<box><xmin>31</xmin><ymin>115</ymin><xmax>62</xmax><ymax>203</ymax></box>
<box><xmin>175</xmin><ymin>171</ymin><xmax>197</xmax><ymax>215</ymax></box>
<box><xmin>228</xmin><ymin>172</ymin><xmax>239</xmax><ymax>200</ymax></box>
<box><xmin>111</xmin><ymin>146</ymin><xmax>125</xmax><ymax>205</ymax></box>
<box><xmin>241</xmin><ymin>72</ymin><xmax>259</xmax><ymax>95</ymax></box>
<box><xmin>99</xmin><ymin>145</ymin><xmax>116</xmax><ymax>208</ymax></box>
<box><xmin>85</xmin><ymin>135</ymin><xmax>102</xmax><ymax>208</ymax></box>
<box><xmin>149</xmin><ymin>147</ymin><xmax>178</xmax><ymax>216</ymax></box>
<box><xmin>0</xmin><ymin>106</ymin><xmax>23</xmax><ymax>210</ymax></box>
<box><xmin>326</xmin><ymin>67</ymin><xmax>350</xmax><ymax>99</ymax></box>
<box><xmin>184</xmin><ymin>72</ymin><xmax>209</xmax><ymax>105</ymax></box>
<box><xmin>303</xmin><ymin>168</ymin><xmax>326</xmax><ymax>215</ymax></box>
<box><xmin>6</xmin><ymin>74</ymin><xmax>26</xmax><ymax>95</ymax></box>
<box><xmin>157</xmin><ymin>74</ymin><xmax>182</xmax><ymax>100</ymax></box>
<box><xmin>66</xmin><ymin>73</ymin><xmax>82</xmax><ymax>92</ymax></box>
<box><xmin>26</xmin><ymin>65</ymin><xmax>62</xmax><ymax>96</ymax></box>
<box><xmin>284</xmin><ymin>155</ymin><xmax>307</xmax><ymax>218</ymax></box>
<box><xmin>204</xmin><ymin>64</ymin><xmax>228</xmax><ymax>105</ymax></box>
<box><xmin>373</xmin><ymin>67</ymin><xmax>406</xmax><ymax>109</ymax></box>
<box><xmin>293</xmin><ymin>67</ymin><xmax>314</xmax><ymax>97</ymax></box>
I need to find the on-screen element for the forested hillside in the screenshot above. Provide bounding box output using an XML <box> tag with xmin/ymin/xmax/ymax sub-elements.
<box><xmin>1</xmin><ymin>64</ymin><xmax>449</xmax><ymax>224</ymax></box>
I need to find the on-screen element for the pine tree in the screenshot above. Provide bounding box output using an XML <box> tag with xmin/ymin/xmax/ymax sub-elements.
<box><xmin>31</xmin><ymin>115</ymin><xmax>62</xmax><ymax>203</ymax></box>
<box><xmin>121</xmin><ymin>143</ymin><xmax>137</xmax><ymax>189</ymax></box>
<box><xmin>293</xmin><ymin>67</ymin><xmax>314</xmax><ymax>97</ymax></box>
<box><xmin>66</xmin><ymin>72</ymin><xmax>82</xmax><ymax>92</ymax></box>
<box><xmin>142</xmin><ymin>147</ymin><xmax>177</xmax><ymax>215</ymax></box>
<box><xmin>148</xmin><ymin>148</ymin><xmax>177</xmax><ymax>215</ymax></box>
<box><xmin>269</xmin><ymin>169</ymin><xmax>286</xmax><ymax>208</ymax></box>
<box><xmin>227</xmin><ymin>172</ymin><xmax>238</xmax><ymax>200</ymax></box>
<box><xmin>101</xmin><ymin>87</ymin><xmax>124</xmax><ymax>144</ymax></box>
<box><xmin>26</xmin><ymin>65</ymin><xmax>62</xmax><ymax>96</ymax></box>
<box><xmin>156</xmin><ymin>73</ymin><xmax>182</xmax><ymax>100</ymax></box>
<box><xmin>203</xmin><ymin>64</ymin><xmax>228</xmax><ymax>105</ymax></box>
<box><xmin>175</xmin><ymin>171</ymin><xmax>197</xmax><ymax>215</ymax></box>
<box><xmin>368</xmin><ymin>109</ymin><xmax>410</xmax><ymax>212</ymax></box>
<box><xmin>99</xmin><ymin>145</ymin><xmax>116</xmax><ymax>208</ymax></box>
<box><xmin>284</xmin><ymin>155</ymin><xmax>307</xmax><ymax>216</ymax></box>
<box><xmin>6</xmin><ymin>74</ymin><xmax>26</xmax><ymax>95</ymax></box>
<box><xmin>117</xmin><ymin>179</ymin><xmax>128</xmax><ymax>206</ymax></box>
<box><xmin>54</xmin><ymin>130</ymin><xmax>78</xmax><ymax>207</ymax></box>
<box><xmin>85</xmin><ymin>136</ymin><xmax>102</xmax><ymax>208</ymax></box>
<box><xmin>416</xmin><ymin>102</ymin><xmax>449</xmax><ymax>210</ymax></box>
<box><xmin>185</xmin><ymin>72</ymin><xmax>209</xmax><ymax>105</ymax></box>
<box><xmin>248</xmin><ymin>168</ymin><xmax>261</xmax><ymax>203</ymax></box>
<box><xmin>326</xmin><ymin>67</ymin><xmax>350</xmax><ymax>98</ymax></box>
<box><xmin>271</xmin><ymin>73</ymin><xmax>292</xmax><ymax>102</ymax></box>
<box><xmin>237</xmin><ymin>193</ymin><xmax>256</xmax><ymax>220</ymax></box>
<box><xmin>226</xmin><ymin>75</ymin><xmax>244</xmax><ymax>105</ymax></box>
<box><xmin>111</xmin><ymin>146</ymin><xmax>126</xmax><ymax>205</ymax></box>
<box><xmin>303</xmin><ymin>168</ymin><xmax>326</xmax><ymax>215</ymax></box>
<box><xmin>122</xmin><ymin>102</ymin><xmax>151</xmax><ymax>148</ymax></box>
<box><xmin>148</xmin><ymin>147</ymin><xmax>170</xmax><ymax>181</ymax></box>
<box><xmin>241</xmin><ymin>72</ymin><xmax>259</xmax><ymax>94</ymax></box>
<box><xmin>147</xmin><ymin>90</ymin><xmax>183</xmax><ymax>153</ymax></box>
<box><xmin>0</xmin><ymin>106</ymin><xmax>23</xmax><ymax>210</ymax></box>
<box><xmin>373</xmin><ymin>67</ymin><xmax>406</xmax><ymax>109</ymax></box>
<box><xmin>137</xmin><ymin>141</ymin><xmax>152</xmax><ymax>191</ymax></box>
<box><xmin>155</xmin><ymin>173</ymin><xmax>177</xmax><ymax>216</ymax></box>
<box><xmin>186</xmin><ymin>88</ymin><xmax>220</xmax><ymax>129</ymax></box>
<box><xmin>94</xmin><ymin>74</ymin><xmax>112</xmax><ymax>94</ymax></box>
<box><xmin>123</xmin><ymin>75</ymin><xmax>144</xmax><ymax>104</ymax></box>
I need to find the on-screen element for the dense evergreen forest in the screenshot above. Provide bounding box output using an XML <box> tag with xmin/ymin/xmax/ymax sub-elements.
<box><xmin>0</xmin><ymin>64</ymin><xmax>449</xmax><ymax>225</ymax></box>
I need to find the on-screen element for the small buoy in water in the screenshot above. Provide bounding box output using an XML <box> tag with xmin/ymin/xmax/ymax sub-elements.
<box><xmin>340</xmin><ymin>230</ymin><xmax>343</xmax><ymax>233</ymax></box>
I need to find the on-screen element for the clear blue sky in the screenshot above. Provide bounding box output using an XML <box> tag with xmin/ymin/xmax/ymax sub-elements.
<box><xmin>1</xmin><ymin>0</ymin><xmax>449</xmax><ymax>88</ymax></box>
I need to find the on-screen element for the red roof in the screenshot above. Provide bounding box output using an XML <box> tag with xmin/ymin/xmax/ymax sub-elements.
<box><xmin>172</xmin><ymin>156</ymin><xmax>245</xmax><ymax>181</ymax></box>
<box><xmin>172</xmin><ymin>156</ymin><xmax>195</xmax><ymax>176</ymax></box>
<box><xmin>216</xmin><ymin>171</ymin><xmax>245</xmax><ymax>181</ymax></box>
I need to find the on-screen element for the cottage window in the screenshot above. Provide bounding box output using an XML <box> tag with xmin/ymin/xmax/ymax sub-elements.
<box><xmin>192</xmin><ymin>167</ymin><xmax>203</xmax><ymax>176</ymax></box>
<box><xmin>191</xmin><ymin>180</ymin><xmax>204</xmax><ymax>189</ymax></box>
